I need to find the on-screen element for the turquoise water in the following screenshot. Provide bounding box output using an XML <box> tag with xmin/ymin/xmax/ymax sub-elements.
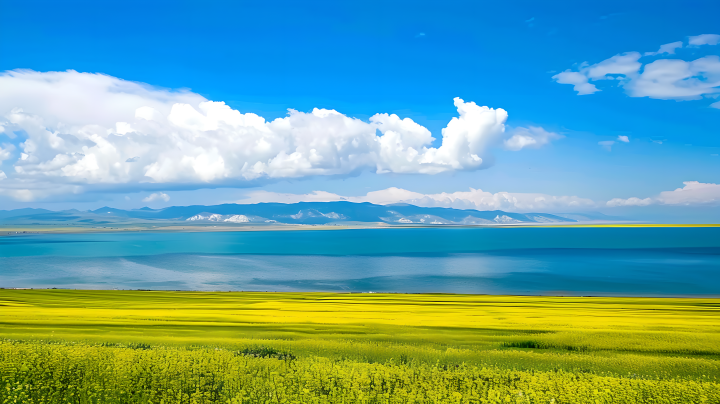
<box><xmin>1</xmin><ymin>227</ymin><xmax>719</xmax><ymax>296</ymax></box>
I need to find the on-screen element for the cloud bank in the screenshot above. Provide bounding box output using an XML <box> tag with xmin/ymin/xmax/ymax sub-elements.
<box><xmin>607</xmin><ymin>181</ymin><xmax>720</xmax><ymax>207</ymax></box>
<box><xmin>239</xmin><ymin>187</ymin><xmax>597</xmax><ymax>212</ymax></box>
<box><xmin>243</xmin><ymin>181</ymin><xmax>720</xmax><ymax>212</ymax></box>
<box><xmin>0</xmin><ymin>70</ymin><xmax>564</xmax><ymax>201</ymax></box>
<box><xmin>553</xmin><ymin>34</ymin><xmax>720</xmax><ymax>104</ymax></box>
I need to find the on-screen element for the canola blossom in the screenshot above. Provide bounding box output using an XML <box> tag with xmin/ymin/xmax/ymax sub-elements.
<box><xmin>2</xmin><ymin>341</ymin><xmax>719</xmax><ymax>404</ymax></box>
<box><xmin>0</xmin><ymin>290</ymin><xmax>718</xmax><ymax>403</ymax></box>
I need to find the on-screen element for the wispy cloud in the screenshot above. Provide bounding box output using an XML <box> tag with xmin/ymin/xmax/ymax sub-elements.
<box><xmin>644</xmin><ymin>41</ymin><xmax>683</xmax><ymax>56</ymax></box>
<box><xmin>552</xmin><ymin>71</ymin><xmax>599</xmax><ymax>95</ymax></box>
<box><xmin>688</xmin><ymin>34</ymin><xmax>720</xmax><ymax>46</ymax></box>
<box><xmin>504</xmin><ymin>127</ymin><xmax>563</xmax><ymax>151</ymax></box>
<box><xmin>599</xmin><ymin>12</ymin><xmax>624</xmax><ymax>20</ymax></box>
<box><xmin>598</xmin><ymin>140</ymin><xmax>615</xmax><ymax>151</ymax></box>
<box><xmin>553</xmin><ymin>35</ymin><xmax>720</xmax><ymax>103</ymax></box>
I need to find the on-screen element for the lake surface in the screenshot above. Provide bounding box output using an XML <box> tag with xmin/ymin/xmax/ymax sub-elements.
<box><xmin>1</xmin><ymin>227</ymin><xmax>719</xmax><ymax>296</ymax></box>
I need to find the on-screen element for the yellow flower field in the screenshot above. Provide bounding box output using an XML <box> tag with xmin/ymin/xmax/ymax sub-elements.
<box><xmin>1</xmin><ymin>290</ymin><xmax>718</xmax><ymax>403</ymax></box>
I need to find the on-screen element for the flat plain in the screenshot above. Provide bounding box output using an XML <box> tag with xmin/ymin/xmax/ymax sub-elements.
<box><xmin>1</xmin><ymin>290</ymin><xmax>718</xmax><ymax>403</ymax></box>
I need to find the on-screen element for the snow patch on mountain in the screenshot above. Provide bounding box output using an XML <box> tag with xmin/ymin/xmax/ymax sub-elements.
<box><xmin>186</xmin><ymin>213</ymin><xmax>256</xmax><ymax>223</ymax></box>
<box><xmin>459</xmin><ymin>216</ymin><xmax>495</xmax><ymax>225</ymax></box>
<box><xmin>224</xmin><ymin>215</ymin><xmax>250</xmax><ymax>223</ymax></box>
<box><xmin>494</xmin><ymin>215</ymin><xmax>522</xmax><ymax>224</ymax></box>
<box><xmin>526</xmin><ymin>215</ymin><xmax>565</xmax><ymax>223</ymax></box>
<box><xmin>286</xmin><ymin>210</ymin><xmax>346</xmax><ymax>220</ymax></box>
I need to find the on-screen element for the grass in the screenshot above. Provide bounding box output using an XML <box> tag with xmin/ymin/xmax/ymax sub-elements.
<box><xmin>1</xmin><ymin>290</ymin><xmax>719</xmax><ymax>403</ymax></box>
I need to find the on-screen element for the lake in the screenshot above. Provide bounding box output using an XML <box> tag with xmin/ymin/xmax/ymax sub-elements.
<box><xmin>1</xmin><ymin>227</ymin><xmax>719</xmax><ymax>296</ymax></box>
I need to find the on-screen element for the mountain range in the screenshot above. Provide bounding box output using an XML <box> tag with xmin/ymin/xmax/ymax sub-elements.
<box><xmin>0</xmin><ymin>202</ymin><xmax>621</xmax><ymax>226</ymax></box>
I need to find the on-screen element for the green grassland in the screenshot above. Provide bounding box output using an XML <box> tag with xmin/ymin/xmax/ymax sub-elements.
<box><xmin>1</xmin><ymin>290</ymin><xmax>719</xmax><ymax>403</ymax></box>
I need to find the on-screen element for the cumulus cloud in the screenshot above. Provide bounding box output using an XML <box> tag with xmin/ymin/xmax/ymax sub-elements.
<box><xmin>553</xmin><ymin>36</ymin><xmax>720</xmax><ymax>102</ymax></box>
<box><xmin>0</xmin><ymin>70</ymin><xmax>526</xmax><ymax>200</ymax></box>
<box><xmin>504</xmin><ymin>126</ymin><xmax>563</xmax><ymax>151</ymax></box>
<box><xmin>143</xmin><ymin>192</ymin><xmax>170</xmax><ymax>202</ymax></box>
<box><xmin>607</xmin><ymin>181</ymin><xmax>720</xmax><ymax>207</ymax></box>
<box><xmin>238</xmin><ymin>187</ymin><xmax>597</xmax><ymax>212</ymax></box>
<box><xmin>617</xmin><ymin>135</ymin><xmax>629</xmax><ymax>143</ymax></box>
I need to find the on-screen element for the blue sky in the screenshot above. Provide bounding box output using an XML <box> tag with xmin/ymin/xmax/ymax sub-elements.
<box><xmin>0</xmin><ymin>0</ymin><xmax>719</xmax><ymax>221</ymax></box>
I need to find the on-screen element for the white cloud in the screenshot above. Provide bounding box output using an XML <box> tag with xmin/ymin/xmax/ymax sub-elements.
<box><xmin>617</xmin><ymin>135</ymin><xmax>629</xmax><ymax>143</ymax></box>
<box><xmin>585</xmin><ymin>52</ymin><xmax>642</xmax><ymax>79</ymax></box>
<box><xmin>628</xmin><ymin>56</ymin><xmax>720</xmax><ymax>100</ymax></box>
<box><xmin>645</xmin><ymin>41</ymin><xmax>683</xmax><ymax>56</ymax></box>
<box><xmin>598</xmin><ymin>140</ymin><xmax>615</xmax><ymax>151</ymax></box>
<box><xmin>239</xmin><ymin>187</ymin><xmax>597</xmax><ymax>212</ymax></box>
<box><xmin>711</xmin><ymin>100</ymin><xmax>720</xmax><ymax>109</ymax></box>
<box><xmin>606</xmin><ymin>197</ymin><xmax>653</xmax><ymax>207</ymax></box>
<box><xmin>552</xmin><ymin>71</ymin><xmax>599</xmax><ymax>95</ymax></box>
<box><xmin>504</xmin><ymin>126</ymin><xmax>563</xmax><ymax>151</ymax></box>
<box><xmin>607</xmin><ymin>181</ymin><xmax>720</xmax><ymax>207</ymax></box>
<box><xmin>554</xmin><ymin>36</ymin><xmax>720</xmax><ymax>102</ymax></box>
<box><xmin>688</xmin><ymin>34</ymin><xmax>720</xmax><ymax>46</ymax></box>
<box><xmin>143</xmin><ymin>192</ymin><xmax>170</xmax><ymax>202</ymax></box>
<box><xmin>0</xmin><ymin>170</ymin><xmax>6</xmax><ymax>180</ymax></box>
<box><xmin>657</xmin><ymin>181</ymin><xmax>720</xmax><ymax>205</ymax></box>
<box><xmin>0</xmin><ymin>70</ymin><xmax>520</xmax><ymax>200</ymax></box>
<box><xmin>0</xmin><ymin>143</ymin><xmax>14</xmax><ymax>161</ymax></box>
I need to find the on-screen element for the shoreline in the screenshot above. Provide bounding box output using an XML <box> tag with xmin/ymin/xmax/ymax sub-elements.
<box><xmin>1</xmin><ymin>222</ymin><xmax>719</xmax><ymax>236</ymax></box>
<box><xmin>1</xmin><ymin>288</ymin><xmax>719</xmax><ymax>299</ymax></box>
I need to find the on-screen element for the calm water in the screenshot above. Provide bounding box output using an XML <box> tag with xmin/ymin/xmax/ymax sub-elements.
<box><xmin>1</xmin><ymin>227</ymin><xmax>719</xmax><ymax>296</ymax></box>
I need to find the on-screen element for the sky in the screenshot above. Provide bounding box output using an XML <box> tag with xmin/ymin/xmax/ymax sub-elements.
<box><xmin>0</xmin><ymin>0</ymin><xmax>719</xmax><ymax>221</ymax></box>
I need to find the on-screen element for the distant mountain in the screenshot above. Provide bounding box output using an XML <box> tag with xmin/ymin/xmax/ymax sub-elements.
<box><xmin>0</xmin><ymin>202</ymin><xmax>580</xmax><ymax>225</ymax></box>
<box><xmin>0</xmin><ymin>208</ymin><xmax>53</xmax><ymax>220</ymax></box>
